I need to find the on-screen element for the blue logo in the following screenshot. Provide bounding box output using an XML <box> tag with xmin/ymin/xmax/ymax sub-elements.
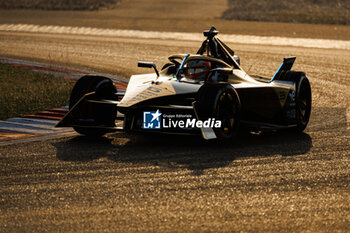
<box><xmin>143</xmin><ymin>110</ymin><xmax>162</xmax><ymax>129</ymax></box>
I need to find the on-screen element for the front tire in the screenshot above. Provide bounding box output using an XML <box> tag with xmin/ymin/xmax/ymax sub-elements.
<box><xmin>196</xmin><ymin>83</ymin><xmax>241</xmax><ymax>139</ymax></box>
<box><xmin>69</xmin><ymin>75</ymin><xmax>118</xmax><ymax>136</ymax></box>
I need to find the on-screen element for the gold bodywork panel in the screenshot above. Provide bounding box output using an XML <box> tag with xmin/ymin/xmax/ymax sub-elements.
<box><xmin>272</xmin><ymin>81</ymin><xmax>295</xmax><ymax>107</ymax></box>
<box><xmin>274</xmin><ymin>86</ymin><xmax>291</xmax><ymax>107</ymax></box>
<box><xmin>118</xmin><ymin>79</ymin><xmax>176</xmax><ymax>107</ymax></box>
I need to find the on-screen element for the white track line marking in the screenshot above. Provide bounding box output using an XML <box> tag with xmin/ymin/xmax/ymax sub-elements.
<box><xmin>1</xmin><ymin>24</ymin><xmax>350</xmax><ymax>50</ymax></box>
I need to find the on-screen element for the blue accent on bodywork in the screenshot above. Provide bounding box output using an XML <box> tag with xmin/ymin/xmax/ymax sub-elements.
<box><xmin>270</xmin><ymin>57</ymin><xmax>296</xmax><ymax>82</ymax></box>
<box><xmin>175</xmin><ymin>54</ymin><xmax>190</xmax><ymax>81</ymax></box>
<box><xmin>270</xmin><ymin>61</ymin><xmax>284</xmax><ymax>82</ymax></box>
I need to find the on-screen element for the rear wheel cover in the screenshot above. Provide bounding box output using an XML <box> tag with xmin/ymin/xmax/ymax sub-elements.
<box><xmin>285</xmin><ymin>71</ymin><xmax>312</xmax><ymax>132</ymax></box>
<box><xmin>295</xmin><ymin>76</ymin><xmax>312</xmax><ymax>131</ymax></box>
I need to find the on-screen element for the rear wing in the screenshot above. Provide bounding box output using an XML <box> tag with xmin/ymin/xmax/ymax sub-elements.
<box><xmin>270</xmin><ymin>57</ymin><xmax>296</xmax><ymax>82</ymax></box>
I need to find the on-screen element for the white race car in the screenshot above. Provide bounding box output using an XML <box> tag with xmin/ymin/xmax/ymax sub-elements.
<box><xmin>57</xmin><ymin>27</ymin><xmax>311</xmax><ymax>140</ymax></box>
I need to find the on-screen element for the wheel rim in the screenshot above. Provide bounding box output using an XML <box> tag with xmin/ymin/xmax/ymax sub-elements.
<box><xmin>216</xmin><ymin>91</ymin><xmax>238</xmax><ymax>135</ymax></box>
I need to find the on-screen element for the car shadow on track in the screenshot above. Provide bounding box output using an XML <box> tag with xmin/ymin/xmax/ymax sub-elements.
<box><xmin>53</xmin><ymin>131</ymin><xmax>312</xmax><ymax>175</ymax></box>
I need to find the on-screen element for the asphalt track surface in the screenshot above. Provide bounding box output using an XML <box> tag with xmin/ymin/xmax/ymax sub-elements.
<box><xmin>0</xmin><ymin>29</ymin><xmax>350</xmax><ymax>232</ymax></box>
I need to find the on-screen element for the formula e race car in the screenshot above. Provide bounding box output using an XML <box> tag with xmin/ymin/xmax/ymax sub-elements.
<box><xmin>56</xmin><ymin>27</ymin><xmax>312</xmax><ymax>140</ymax></box>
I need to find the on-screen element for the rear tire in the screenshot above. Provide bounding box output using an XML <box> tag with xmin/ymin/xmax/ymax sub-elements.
<box><xmin>285</xmin><ymin>71</ymin><xmax>312</xmax><ymax>132</ymax></box>
<box><xmin>70</xmin><ymin>75</ymin><xmax>118</xmax><ymax>136</ymax></box>
<box><xmin>196</xmin><ymin>83</ymin><xmax>241</xmax><ymax>139</ymax></box>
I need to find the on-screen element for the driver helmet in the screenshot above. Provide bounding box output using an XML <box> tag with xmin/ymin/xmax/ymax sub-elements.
<box><xmin>184</xmin><ymin>60</ymin><xmax>211</xmax><ymax>80</ymax></box>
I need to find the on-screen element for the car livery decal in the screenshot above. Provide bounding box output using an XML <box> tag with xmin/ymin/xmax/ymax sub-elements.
<box><xmin>118</xmin><ymin>81</ymin><xmax>175</xmax><ymax>107</ymax></box>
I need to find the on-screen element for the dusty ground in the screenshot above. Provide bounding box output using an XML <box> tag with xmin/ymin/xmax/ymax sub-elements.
<box><xmin>1</xmin><ymin>0</ymin><xmax>350</xmax><ymax>40</ymax></box>
<box><xmin>0</xmin><ymin>30</ymin><xmax>349</xmax><ymax>232</ymax></box>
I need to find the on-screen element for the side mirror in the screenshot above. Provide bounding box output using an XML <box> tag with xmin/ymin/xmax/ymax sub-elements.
<box><xmin>233</xmin><ymin>55</ymin><xmax>240</xmax><ymax>65</ymax></box>
<box><xmin>138</xmin><ymin>61</ymin><xmax>159</xmax><ymax>77</ymax></box>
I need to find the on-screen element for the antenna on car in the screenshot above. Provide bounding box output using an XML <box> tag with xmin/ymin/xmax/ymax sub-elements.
<box><xmin>203</xmin><ymin>26</ymin><xmax>218</xmax><ymax>39</ymax></box>
<box><xmin>197</xmin><ymin>26</ymin><xmax>220</xmax><ymax>57</ymax></box>
<box><xmin>197</xmin><ymin>26</ymin><xmax>240</xmax><ymax>69</ymax></box>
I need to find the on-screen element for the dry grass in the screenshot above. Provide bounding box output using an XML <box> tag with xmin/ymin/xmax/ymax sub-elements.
<box><xmin>0</xmin><ymin>0</ymin><xmax>121</xmax><ymax>11</ymax></box>
<box><xmin>223</xmin><ymin>0</ymin><xmax>350</xmax><ymax>25</ymax></box>
<box><xmin>0</xmin><ymin>64</ymin><xmax>74</xmax><ymax>120</ymax></box>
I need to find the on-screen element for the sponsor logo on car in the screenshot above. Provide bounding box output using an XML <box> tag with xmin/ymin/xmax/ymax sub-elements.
<box><xmin>143</xmin><ymin>110</ymin><xmax>222</xmax><ymax>129</ymax></box>
<box><xmin>143</xmin><ymin>110</ymin><xmax>162</xmax><ymax>129</ymax></box>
